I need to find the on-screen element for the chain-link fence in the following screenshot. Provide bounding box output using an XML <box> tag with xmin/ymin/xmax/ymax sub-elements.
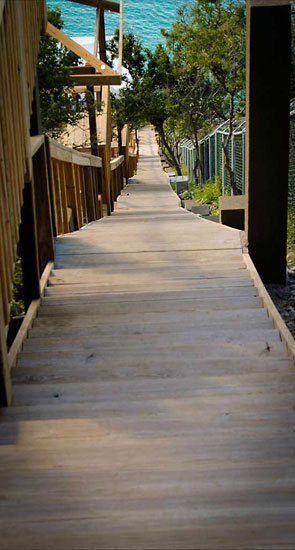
<box><xmin>179</xmin><ymin>102</ymin><xmax>294</xmax><ymax>204</ymax></box>
<box><xmin>289</xmin><ymin>99</ymin><xmax>295</xmax><ymax>214</ymax></box>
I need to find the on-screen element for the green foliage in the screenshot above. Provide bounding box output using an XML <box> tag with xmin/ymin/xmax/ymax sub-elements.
<box><xmin>194</xmin><ymin>177</ymin><xmax>222</xmax><ymax>204</ymax></box>
<box><xmin>107</xmin><ymin>29</ymin><xmax>146</xmax><ymax>79</ymax></box>
<box><xmin>181</xmin><ymin>176</ymin><xmax>223</xmax><ymax>214</ymax></box>
<box><xmin>38</xmin><ymin>7</ymin><xmax>94</xmax><ymax>137</ymax></box>
<box><xmin>291</xmin><ymin>1</ymin><xmax>295</xmax><ymax>99</ymax></box>
<box><xmin>10</xmin><ymin>258</ymin><xmax>25</xmax><ymax>319</ymax></box>
<box><xmin>288</xmin><ymin>210</ymin><xmax>295</xmax><ymax>246</ymax></box>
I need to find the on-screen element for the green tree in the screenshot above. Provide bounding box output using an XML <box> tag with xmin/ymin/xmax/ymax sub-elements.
<box><xmin>164</xmin><ymin>0</ymin><xmax>246</xmax><ymax>193</ymax></box>
<box><xmin>291</xmin><ymin>0</ymin><xmax>295</xmax><ymax>99</ymax></box>
<box><xmin>38</xmin><ymin>7</ymin><xmax>94</xmax><ymax>137</ymax></box>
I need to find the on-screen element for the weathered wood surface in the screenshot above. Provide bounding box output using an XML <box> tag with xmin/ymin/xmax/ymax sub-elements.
<box><xmin>1</xmin><ymin>127</ymin><xmax>295</xmax><ymax>549</ymax></box>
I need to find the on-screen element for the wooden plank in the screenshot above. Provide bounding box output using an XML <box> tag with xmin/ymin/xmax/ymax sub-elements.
<box><xmin>84</xmin><ymin>166</ymin><xmax>96</xmax><ymax>222</ymax></box>
<box><xmin>72</xmin><ymin>74</ymin><xmax>121</xmax><ymax>86</ymax></box>
<box><xmin>30</xmin><ymin>135</ymin><xmax>44</xmax><ymax>157</ymax></box>
<box><xmin>110</xmin><ymin>155</ymin><xmax>124</xmax><ymax>171</ymax></box>
<box><xmin>72</xmin><ymin>164</ymin><xmax>83</xmax><ymax>228</ymax></box>
<box><xmin>63</xmin><ymin>162</ymin><xmax>78</xmax><ymax>230</ymax></box>
<box><xmin>51</xmin><ymin>159</ymin><xmax>63</xmax><ymax>235</ymax></box>
<box><xmin>57</xmin><ymin>162</ymin><xmax>69</xmax><ymax>234</ymax></box>
<box><xmin>89</xmin><ymin>156</ymin><xmax>102</xmax><ymax>168</ymax></box>
<box><xmin>243</xmin><ymin>253</ymin><xmax>295</xmax><ymax>359</ymax></box>
<box><xmin>46</xmin><ymin>22</ymin><xmax>117</xmax><ymax>76</ymax></box>
<box><xmin>49</xmin><ymin>139</ymin><xmax>73</xmax><ymax>163</ymax></box>
<box><xmin>72</xmin><ymin>151</ymin><xmax>91</xmax><ymax>167</ymax></box>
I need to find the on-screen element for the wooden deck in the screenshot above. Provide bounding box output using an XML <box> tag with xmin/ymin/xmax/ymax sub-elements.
<box><xmin>1</xmin><ymin>127</ymin><xmax>295</xmax><ymax>549</ymax></box>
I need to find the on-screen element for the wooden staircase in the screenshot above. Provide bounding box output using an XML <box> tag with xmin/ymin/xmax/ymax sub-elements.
<box><xmin>0</xmin><ymin>127</ymin><xmax>295</xmax><ymax>549</ymax></box>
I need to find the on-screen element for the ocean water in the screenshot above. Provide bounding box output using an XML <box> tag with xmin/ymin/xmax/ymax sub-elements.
<box><xmin>47</xmin><ymin>0</ymin><xmax>182</xmax><ymax>50</ymax></box>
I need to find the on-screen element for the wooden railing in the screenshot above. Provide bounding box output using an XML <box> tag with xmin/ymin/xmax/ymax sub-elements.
<box><xmin>49</xmin><ymin>140</ymin><xmax>103</xmax><ymax>234</ymax></box>
<box><xmin>110</xmin><ymin>155</ymin><xmax>124</xmax><ymax>204</ymax></box>
<box><xmin>122</xmin><ymin>126</ymin><xmax>138</xmax><ymax>180</ymax></box>
<box><xmin>0</xmin><ymin>0</ymin><xmax>47</xmax><ymax>404</ymax></box>
<box><xmin>0</xmin><ymin>0</ymin><xmax>139</xmax><ymax>406</ymax></box>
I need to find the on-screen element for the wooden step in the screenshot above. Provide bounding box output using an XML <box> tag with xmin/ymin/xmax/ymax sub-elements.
<box><xmin>11</xmin><ymin>370</ymin><xmax>295</xmax><ymax>406</ymax></box>
<box><xmin>41</xmin><ymin>286</ymin><xmax>258</xmax><ymax>305</ymax></box>
<box><xmin>17</xmin><ymin>341</ymin><xmax>288</xmax><ymax>368</ymax></box>
<box><xmin>46</xmin><ymin>277</ymin><xmax>255</xmax><ymax>293</ymax></box>
<box><xmin>22</xmin><ymin>329</ymin><xmax>281</xmax><ymax>353</ymax></box>
<box><xmin>37</xmin><ymin>296</ymin><xmax>263</xmax><ymax>317</ymax></box>
<box><xmin>33</xmin><ymin>308</ymin><xmax>271</xmax><ymax>328</ymax></box>
<box><xmin>12</xmin><ymin>357</ymin><xmax>294</xmax><ymax>385</ymax></box>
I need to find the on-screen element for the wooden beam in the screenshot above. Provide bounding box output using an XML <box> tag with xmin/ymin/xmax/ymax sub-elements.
<box><xmin>86</xmin><ymin>86</ymin><xmax>99</xmax><ymax>156</ymax></box>
<box><xmin>19</xmin><ymin>180</ymin><xmax>41</xmax><ymax>311</ymax></box>
<box><xmin>110</xmin><ymin>155</ymin><xmax>124</xmax><ymax>171</ymax></box>
<box><xmin>72</xmin><ymin>74</ymin><xmax>121</xmax><ymax>85</ymax></box>
<box><xmin>46</xmin><ymin>22</ymin><xmax>117</xmax><ymax>76</ymax></box>
<box><xmin>70</xmin><ymin>66</ymin><xmax>96</xmax><ymax>75</ymax></box>
<box><xmin>67</xmin><ymin>0</ymin><xmax>120</xmax><ymax>13</ymax></box>
<box><xmin>245</xmin><ymin>0</ymin><xmax>291</xmax><ymax>284</ymax></box>
<box><xmin>118</xmin><ymin>0</ymin><xmax>123</xmax><ymax>74</ymax></box>
<box><xmin>243</xmin><ymin>253</ymin><xmax>295</xmax><ymax>358</ymax></box>
<box><xmin>31</xmin><ymin>135</ymin><xmax>45</xmax><ymax>158</ymax></box>
<box><xmin>94</xmin><ymin>8</ymin><xmax>100</xmax><ymax>58</ymax></box>
<box><xmin>32</xmin><ymin>143</ymin><xmax>55</xmax><ymax>274</ymax></box>
<box><xmin>99</xmin><ymin>9</ymin><xmax>107</xmax><ymax>63</ymax></box>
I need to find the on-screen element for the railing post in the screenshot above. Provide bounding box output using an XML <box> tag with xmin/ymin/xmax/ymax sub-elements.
<box><xmin>245</xmin><ymin>0</ymin><xmax>291</xmax><ymax>283</ymax></box>
<box><xmin>84</xmin><ymin>166</ymin><xmax>96</xmax><ymax>221</ymax></box>
<box><xmin>19</xmin><ymin>177</ymin><xmax>41</xmax><ymax>310</ymax></box>
<box><xmin>32</xmin><ymin>142</ymin><xmax>55</xmax><ymax>274</ymax></box>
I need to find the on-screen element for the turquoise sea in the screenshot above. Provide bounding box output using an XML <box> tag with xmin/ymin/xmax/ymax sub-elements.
<box><xmin>47</xmin><ymin>0</ymin><xmax>182</xmax><ymax>50</ymax></box>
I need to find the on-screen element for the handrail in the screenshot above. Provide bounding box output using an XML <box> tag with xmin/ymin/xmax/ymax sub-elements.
<box><xmin>50</xmin><ymin>139</ymin><xmax>102</xmax><ymax>167</ymax></box>
<box><xmin>110</xmin><ymin>155</ymin><xmax>124</xmax><ymax>171</ymax></box>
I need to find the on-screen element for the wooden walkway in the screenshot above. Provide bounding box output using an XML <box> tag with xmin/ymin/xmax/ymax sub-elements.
<box><xmin>1</xmin><ymin>127</ymin><xmax>295</xmax><ymax>549</ymax></box>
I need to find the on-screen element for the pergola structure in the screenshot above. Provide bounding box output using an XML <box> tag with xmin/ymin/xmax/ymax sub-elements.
<box><xmin>47</xmin><ymin>0</ymin><xmax>123</xmax><ymax>87</ymax></box>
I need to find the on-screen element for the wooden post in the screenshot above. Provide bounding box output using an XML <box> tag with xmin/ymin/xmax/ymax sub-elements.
<box><xmin>98</xmin><ymin>9</ymin><xmax>107</xmax><ymax>63</ymax></box>
<box><xmin>45</xmin><ymin>136</ymin><xmax>57</xmax><ymax>237</ymax></box>
<box><xmin>245</xmin><ymin>0</ymin><xmax>291</xmax><ymax>283</ymax></box>
<box><xmin>64</xmin><ymin>162</ymin><xmax>79</xmax><ymax>230</ymax></box>
<box><xmin>19</xmin><ymin>179</ymin><xmax>40</xmax><ymax>310</ymax></box>
<box><xmin>33</xmin><ymin>144</ymin><xmax>55</xmax><ymax>274</ymax></box>
<box><xmin>84</xmin><ymin>167</ymin><xmax>96</xmax><ymax>221</ymax></box>
<box><xmin>86</xmin><ymin>84</ymin><xmax>99</xmax><ymax>157</ymax></box>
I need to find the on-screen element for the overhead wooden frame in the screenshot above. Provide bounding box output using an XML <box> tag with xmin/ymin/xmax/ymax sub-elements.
<box><xmin>72</xmin><ymin>74</ymin><xmax>122</xmax><ymax>85</ymax></box>
<box><xmin>47</xmin><ymin>0</ymin><xmax>123</xmax><ymax>84</ymax></box>
<box><xmin>47</xmin><ymin>22</ymin><xmax>117</xmax><ymax>75</ymax></box>
<box><xmin>67</xmin><ymin>0</ymin><xmax>120</xmax><ymax>12</ymax></box>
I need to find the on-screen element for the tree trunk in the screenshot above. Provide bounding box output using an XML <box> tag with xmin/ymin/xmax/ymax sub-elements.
<box><xmin>157</xmin><ymin>124</ymin><xmax>182</xmax><ymax>175</ymax></box>
<box><xmin>190</xmin><ymin>115</ymin><xmax>203</xmax><ymax>186</ymax></box>
<box><xmin>222</xmin><ymin>94</ymin><xmax>240</xmax><ymax>195</ymax></box>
